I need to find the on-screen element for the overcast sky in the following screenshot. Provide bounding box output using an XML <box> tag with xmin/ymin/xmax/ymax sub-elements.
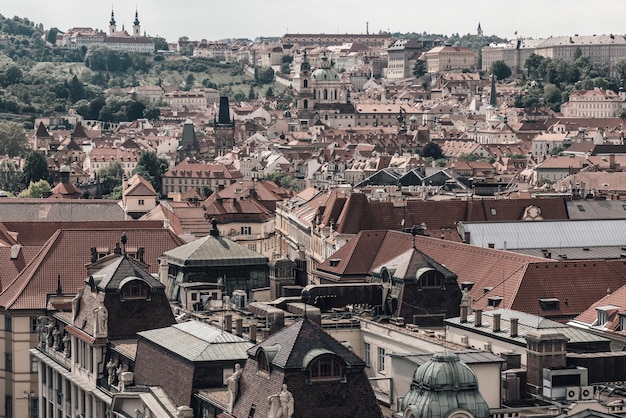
<box><xmin>3</xmin><ymin>0</ymin><xmax>626</xmax><ymax>43</ymax></box>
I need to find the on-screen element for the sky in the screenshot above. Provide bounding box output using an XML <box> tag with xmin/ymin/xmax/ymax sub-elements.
<box><xmin>3</xmin><ymin>0</ymin><xmax>626</xmax><ymax>43</ymax></box>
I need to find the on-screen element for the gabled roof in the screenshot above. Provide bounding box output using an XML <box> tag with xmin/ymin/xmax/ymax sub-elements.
<box><xmin>124</xmin><ymin>174</ymin><xmax>156</xmax><ymax>197</ymax></box>
<box><xmin>248</xmin><ymin>317</ymin><xmax>364</xmax><ymax>370</ymax></box>
<box><xmin>0</xmin><ymin>228</ymin><xmax>185</xmax><ymax>310</ymax></box>
<box><xmin>138</xmin><ymin>320</ymin><xmax>253</xmax><ymax>362</ymax></box>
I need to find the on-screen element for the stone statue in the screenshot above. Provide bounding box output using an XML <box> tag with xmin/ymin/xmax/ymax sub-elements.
<box><xmin>46</xmin><ymin>324</ymin><xmax>54</xmax><ymax>348</ymax></box>
<box><xmin>93</xmin><ymin>306</ymin><xmax>108</xmax><ymax>337</ymax></box>
<box><xmin>106</xmin><ymin>359</ymin><xmax>117</xmax><ymax>386</ymax></box>
<box><xmin>134</xmin><ymin>408</ymin><xmax>144</xmax><ymax>418</ymax></box>
<box><xmin>460</xmin><ymin>288</ymin><xmax>473</xmax><ymax>309</ymax></box>
<box><xmin>63</xmin><ymin>333</ymin><xmax>71</xmax><ymax>357</ymax></box>
<box><xmin>268</xmin><ymin>384</ymin><xmax>294</xmax><ymax>418</ymax></box>
<box><xmin>116</xmin><ymin>364</ymin><xmax>125</xmax><ymax>391</ymax></box>
<box><xmin>71</xmin><ymin>288</ymin><xmax>83</xmax><ymax>322</ymax></box>
<box><xmin>36</xmin><ymin>316</ymin><xmax>48</xmax><ymax>346</ymax></box>
<box><xmin>226</xmin><ymin>363</ymin><xmax>242</xmax><ymax>412</ymax></box>
<box><xmin>52</xmin><ymin>327</ymin><xmax>60</xmax><ymax>350</ymax></box>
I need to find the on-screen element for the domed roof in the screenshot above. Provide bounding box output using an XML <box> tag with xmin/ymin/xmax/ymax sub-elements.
<box><xmin>412</xmin><ymin>352</ymin><xmax>478</xmax><ymax>391</ymax></box>
<box><xmin>311</xmin><ymin>53</ymin><xmax>339</xmax><ymax>81</ymax></box>
<box><xmin>400</xmin><ymin>352</ymin><xmax>489</xmax><ymax>418</ymax></box>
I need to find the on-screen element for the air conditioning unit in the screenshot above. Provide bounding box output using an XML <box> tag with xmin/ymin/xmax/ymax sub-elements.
<box><xmin>566</xmin><ymin>387</ymin><xmax>580</xmax><ymax>401</ymax></box>
<box><xmin>580</xmin><ymin>386</ymin><xmax>594</xmax><ymax>400</ymax></box>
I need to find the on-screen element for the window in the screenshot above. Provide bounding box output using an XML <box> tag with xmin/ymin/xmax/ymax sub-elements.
<box><xmin>364</xmin><ymin>343</ymin><xmax>371</xmax><ymax>367</ymax></box>
<box><xmin>4</xmin><ymin>315</ymin><xmax>11</xmax><ymax>332</ymax></box>
<box><xmin>191</xmin><ymin>293</ymin><xmax>197</xmax><ymax>301</ymax></box>
<box><xmin>122</xmin><ymin>282</ymin><xmax>148</xmax><ymax>300</ymax></box>
<box><xmin>5</xmin><ymin>395</ymin><xmax>12</xmax><ymax>418</ymax></box>
<box><xmin>257</xmin><ymin>351</ymin><xmax>269</xmax><ymax>374</ymax></box>
<box><xmin>5</xmin><ymin>352</ymin><xmax>11</xmax><ymax>372</ymax></box>
<box><xmin>419</xmin><ymin>271</ymin><xmax>443</xmax><ymax>289</ymax></box>
<box><xmin>138</xmin><ymin>199</ymin><xmax>145</xmax><ymax>206</ymax></box>
<box><xmin>30</xmin><ymin>317</ymin><xmax>38</xmax><ymax>333</ymax></box>
<box><xmin>30</xmin><ymin>355</ymin><xmax>38</xmax><ymax>373</ymax></box>
<box><xmin>377</xmin><ymin>347</ymin><xmax>385</xmax><ymax>372</ymax></box>
<box><xmin>309</xmin><ymin>357</ymin><xmax>343</xmax><ymax>381</ymax></box>
<box><xmin>241</xmin><ymin>226</ymin><xmax>252</xmax><ymax>235</ymax></box>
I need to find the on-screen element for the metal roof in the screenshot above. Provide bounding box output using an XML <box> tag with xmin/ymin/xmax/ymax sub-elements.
<box><xmin>459</xmin><ymin>219</ymin><xmax>626</xmax><ymax>250</ymax></box>
<box><xmin>138</xmin><ymin>320</ymin><xmax>253</xmax><ymax>362</ymax></box>
<box><xmin>162</xmin><ymin>234</ymin><xmax>268</xmax><ymax>267</ymax></box>
<box><xmin>445</xmin><ymin>308</ymin><xmax>609</xmax><ymax>346</ymax></box>
<box><xmin>392</xmin><ymin>350</ymin><xmax>504</xmax><ymax>365</ymax></box>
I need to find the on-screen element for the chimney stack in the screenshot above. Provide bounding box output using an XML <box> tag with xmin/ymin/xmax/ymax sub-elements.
<box><xmin>460</xmin><ymin>305</ymin><xmax>468</xmax><ymax>323</ymax></box>
<box><xmin>249</xmin><ymin>323</ymin><xmax>257</xmax><ymax>343</ymax></box>
<box><xmin>224</xmin><ymin>314</ymin><xmax>232</xmax><ymax>334</ymax></box>
<box><xmin>493</xmin><ymin>313</ymin><xmax>501</xmax><ymax>332</ymax></box>
<box><xmin>235</xmin><ymin>318</ymin><xmax>243</xmax><ymax>337</ymax></box>
<box><xmin>474</xmin><ymin>309</ymin><xmax>482</xmax><ymax>327</ymax></box>
<box><xmin>510</xmin><ymin>317</ymin><xmax>519</xmax><ymax>337</ymax></box>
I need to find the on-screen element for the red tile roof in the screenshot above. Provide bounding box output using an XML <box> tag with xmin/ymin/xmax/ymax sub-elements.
<box><xmin>0</xmin><ymin>228</ymin><xmax>185</xmax><ymax>310</ymax></box>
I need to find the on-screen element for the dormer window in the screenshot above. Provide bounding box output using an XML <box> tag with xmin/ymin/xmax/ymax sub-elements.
<box><xmin>488</xmin><ymin>296</ymin><xmax>503</xmax><ymax>308</ymax></box>
<box><xmin>539</xmin><ymin>298</ymin><xmax>560</xmax><ymax>311</ymax></box>
<box><xmin>595</xmin><ymin>305</ymin><xmax>619</xmax><ymax>327</ymax></box>
<box><xmin>257</xmin><ymin>351</ymin><xmax>269</xmax><ymax>375</ymax></box>
<box><xmin>121</xmin><ymin>281</ymin><xmax>148</xmax><ymax>301</ymax></box>
<box><xmin>309</xmin><ymin>357</ymin><xmax>343</xmax><ymax>381</ymax></box>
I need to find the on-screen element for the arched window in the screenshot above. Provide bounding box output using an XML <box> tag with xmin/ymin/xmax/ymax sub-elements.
<box><xmin>309</xmin><ymin>357</ymin><xmax>342</xmax><ymax>381</ymax></box>
<box><xmin>418</xmin><ymin>269</ymin><xmax>443</xmax><ymax>289</ymax></box>
<box><xmin>120</xmin><ymin>279</ymin><xmax>149</xmax><ymax>301</ymax></box>
<box><xmin>303</xmin><ymin>79</ymin><xmax>308</xmax><ymax>88</ymax></box>
<box><xmin>257</xmin><ymin>351</ymin><xmax>269</xmax><ymax>374</ymax></box>
<box><xmin>324</xmin><ymin>89</ymin><xmax>328</xmax><ymax>100</ymax></box>
<box><xmin>303</xmin><ymin>99</ymin><xmax>308</xmax><ymax>109</ymax></box>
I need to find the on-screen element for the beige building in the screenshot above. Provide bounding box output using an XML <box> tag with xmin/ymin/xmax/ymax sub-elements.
<box><xmin>386</xmin><ymin>39</ymin><xmax>422</xmax><ymax>79</ymax></box>
<box><xmin>121</xmin><ymin>174</ymin><xmax>158</xmax><ymax>219</ymax></box>
<box><xmin>162</xmin><ymin>91</ymin><xmax>208</xmax><ymax>111</ymax></box>
<box><xmin>161</xmin><ymin>160</ymin><xmax>244</xmax><ymax>196</ymax></box>
<box><xmin>422</xmin><ymin>45</ymin><xmax>477</xmax><ymax>73</ymax></box>
<box><xmin>84</xmin><ymin>148</ymin><xmax>140</xmax><ymax>179</ymax></box>
<box><xmin>482</xmin><ymin>34</ymin><xmax>626</xmax><ymax>73</ymax></box>
<box><xmin>561</xmin><ymin>88</ymin><xmax>625</xmax><ymax>118</ymax></box>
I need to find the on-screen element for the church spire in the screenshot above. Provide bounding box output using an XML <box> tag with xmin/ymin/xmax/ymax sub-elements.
<box><xmin>133</xmin><ymin>8</ymin><xmax>141</xmax><ymax>37</ymax></box>
<box><xmin>109</xmin><ymin>7</ymin><xmax>117</xmax><ymax>36</ymax></box>
<box><xmin>489</xmin><ymin>72</ymin><xmax>497</xmax><ymax>108</ymax></box>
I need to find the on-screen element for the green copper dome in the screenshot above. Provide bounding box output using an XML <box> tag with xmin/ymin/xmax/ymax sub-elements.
<box><xmin>401</xmin><ymin>352</ymin><xmax>490</xmax><ymax>418</ymax></box>
<box><xmin>311</xmin><ymin>53</ymin><xmax>339</xmax><ymax>81</ymax></box>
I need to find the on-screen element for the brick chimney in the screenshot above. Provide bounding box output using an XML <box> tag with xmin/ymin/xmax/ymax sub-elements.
<box><xmin>510</xmin><ymin>317</ymin><xmax>519</xmax><ymax>337</ymax></box>
<box><xmin>474</xmin><ymin>309</ymin><xmax>482</xmax><ymax>327</ymax></box>
<box><xmin>493</xmin><ymin>313</ymin><xmax>501</xmax><ymax>332</ymax></box>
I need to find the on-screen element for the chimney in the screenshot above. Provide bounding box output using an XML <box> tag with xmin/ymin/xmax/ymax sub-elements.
<box><xmin>235</xmin><ymin>318</ymin><xmax>243</xmax><ymax>337</ymax></box>
<box><xmin>460</xmin><ymin>305</ymin><xmax>468</xmax><ymax>323</ymax></box>
<box><xmin>493</xmin><ymin>313</ymin><xmax>501</xmax><ymax>332</ymax></box>
<box><xmin>249</xmin><ymin>323</ymin><xmax>257</xmax><ymax>343</ymax></box>
<box><xmin>114</xmin><ymin>242</ymin><xmax>122</xmax><ymax>255</ymax></box>
<box><xmin>510</xmin><ymin>317</ymin><xmax>518</xmax><ymax>337</ymax></box>
<box><xmin>224</xmin><ymin>314</ymin><xmax>232</xmax><ymax>334</ymax></box>
<box><xmin>474</xmin><ymin>309</ymin><xmax>482</xmax><ymax>327</ymax></box>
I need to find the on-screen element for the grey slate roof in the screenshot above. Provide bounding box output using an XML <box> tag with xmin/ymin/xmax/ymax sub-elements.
<box><xmin>248</xmin><ymin>317</ymin><xmax>365</xmax><ymax>370</ymax></box>
<box><xmin>138</xmin><ymin>320</ymin><xmax>253</xmax><ymax>362</ymax></box>
<box><xmin>0</xmin><ymin>199</ymin><xmax>125</xmax><ymax>222</ymax></box>
<box><xmin>566</xmin><ymin>200</ymin><xmax>626</xmax><ymax>220</ymax></box>
<box><xmin>95</xmin><ymin>255</ymin><xmax>164</xmax><ymax>291</ymax></box>
<box><xmin>161</xmin><ymin>234</ymin><xmax>268</xmax><ymax>267</ymax></box>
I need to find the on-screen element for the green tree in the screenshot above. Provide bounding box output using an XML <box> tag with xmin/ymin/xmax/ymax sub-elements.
<box><xmin>22</xmin><ymin>151</ymin><xmax>49</xmax><ymax>185</ymax></box>
<box><xmin>151</xmin><ymin>36</ymin><xmax>169</xmax><ymax>51</ymax></box>
<box><xmin>0</xmin><ymin>121</ymin><xmax>28</xmax><ymax>157</ymax></box>
<box><xmin>46</xmin><ymin>28</ymin><xmax>59</xmax><ymax>45</ymax></box>
<box><xmin>18</xmin><ymin>179</ymin><xmax>51</xmax><ymax>198</ymax></box>
<box><xmin>98</xmin><ymin>161</ymin><xmax>124</xmax><ymax>196</ymax></box>
<box><xmin>201</xmin><ymin>185</ymin><xmax>214</xmax><ymax>198</ymax></box>
<box><xmin>143</xmin><ymin>106</ymin><xmax>161</xmax><ymax>120</ymax></box>
<box><xmin>0</xmin><ymin>160</ymin><xmax>23</xmax><ymax>195</ymax></box>
<box><xmin>248</xmin><ymin>85</ymin><xmax>255</xmax><ymax>100</ymax></box>
<box><xmin>132</xmin><ymin>151</ymin><xmax>169</xmax><ymax>195</ymax></box>
<box><xmin>260</xmin><ymin>172</ymin><xmax>300</xmax><ymax>191</ymax></box>
<box><xmin>420</xmin><ymin>142</ymin><xmax>443</xmax><ymax>159</ymax></box>
<box><xmin>524</xmin><ymin>53</ymin><xmax>545</xmax><ymax>79</ymax></box>
<box><xmin>184</xmin><ymin>73</ymin><xmax>195</xmax><ymax>91</ymax></box>
<box><xmin>613</xmin><ymin>58</ymin><xmax>626</xmax><ymax>88</ymax></box>
<box><xmin>265</xmin><ymin>86</ymin><xmax>274</xmax><ymax>97</ymax></box>
<box><xmin>412</xmin><ymin>59</ymin><xmax>426</xmax><ymax>77</ymax></box>
<box><xmin>490</xmin><ymin>60</ymin><xmax>511</xmax><ymax>80</ymax></box>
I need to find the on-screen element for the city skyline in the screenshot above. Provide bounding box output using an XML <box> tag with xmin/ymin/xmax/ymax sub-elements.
<box><xmin>3</xmin><ymin>0</ymin><xmax>626</xmax><ymax>44</ymax></box>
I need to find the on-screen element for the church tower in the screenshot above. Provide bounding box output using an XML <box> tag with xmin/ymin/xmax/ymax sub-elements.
<box><xmin>133</xmin><ymin>9</ymin><xmax>141</xmax><ymax>37</ymax></box>
<box><xmin>109</xmin><ymin>9</ymin><xmax>116</xmax><ymax>36</ymax></box>
<box><xmin>214</xmin><ymin>96</ymin><xmax>235</xmax><ymax>157</ymax></box>
<box><xmin>295</xmin><ymin>51</ymin><xmax>314</xmax><ymax>129</ymax></box>
<box><xmin>477</xmin><ymin>22</ymin><xmax>483</xmax><ymax>37</ymax></box>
